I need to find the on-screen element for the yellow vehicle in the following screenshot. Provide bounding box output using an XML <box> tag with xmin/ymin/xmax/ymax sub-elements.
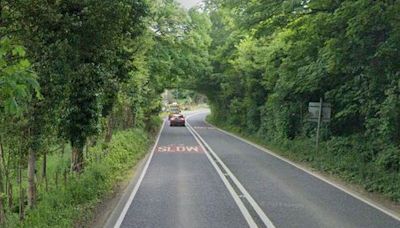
<box><xmin>168</xmin><ymin>103</ymin><xmax>181</xmax><ymax>120</ymax></box>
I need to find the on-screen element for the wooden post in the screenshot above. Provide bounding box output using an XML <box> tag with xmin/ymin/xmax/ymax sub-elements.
<box><xmin>105</xmin><ymin>114</ymin><xmax>114</xmax><ymax>144</ymax></box>
<box><xmin>55</xmin><ymin>171</ymin><xmax>59</xmax><ymax>188</ymax></box>
<box><xmin>19</xmin><ymin>164</ymin><xmax>24</xmax><ymax>221</ymax></box>
<box><xmin>27</xmin><ymin>147</ymin><xmax>36</xmax><ymax>208</ymax></box>
<box><xmin>0</xmin><ymin>141</ymin><xmax>6</xmax><ymax>224</ymax></box>
<box><xmin>63</xmin><ymin>169</ymin><xmax>67</xmax><ymax>187</ymax></box>
<box><xmin>71</xmin><ymin>146</ymin><xmax>84</xmax><ymax>172</ymax></box>
<box><xmin>19</xmin><ymin>188</ymin><xmax>25</xmax><ymax>221</ymax></box>
<box><xmin>8</xmin><ymin>182</ymin><xmax>12</xmax><ymax>209</ymax></box>
<box><xmin>316</xmin><ymin>97</ymin><xmax>323</xmax><ymax>151</ymax></box>
<box><xmin>42</xmin><ymin>152</ymin><xmax>48</xmax><ymax>192</ymax></box>
<box><xmin>61</xmin><ymin>142</ymin><xmax>65</xmax><ymax>157</ymax></box>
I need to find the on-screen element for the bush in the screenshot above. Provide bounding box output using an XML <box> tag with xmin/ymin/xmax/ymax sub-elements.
<box><xmin>209</xmin><ymin>114</ymin><xmax>400</xmax><ymax>202</ymax></box>
<box><xmin>377</xmin><ymin>146</ymin><xmax>400</xmax><ymax>172</ymax></box>
<box><xmin>8</xmin><ymin>129</ymin><xmax>150</xmax><ymax>228</ymax></box>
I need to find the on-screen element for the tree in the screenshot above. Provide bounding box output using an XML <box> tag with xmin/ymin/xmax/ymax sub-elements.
<box><xmin>0</xmin><ymin>35</ymin><xmax>39</xmax><ymax>224</ymax></box>
<box><xmin>0</xmin><ymin>37</ymin><xmax>39</xmax><ymax>115</ymax></box>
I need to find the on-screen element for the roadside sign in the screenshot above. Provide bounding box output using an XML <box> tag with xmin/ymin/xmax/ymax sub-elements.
<box><xmin>308</xmin><ymin>102</ymin><xmax>331</xmax><ymax>122</ymax></box>
<box><xmin>308</xmin><ymin>98</ymin><xmax>332</xmax><ymax>150</ymax></box>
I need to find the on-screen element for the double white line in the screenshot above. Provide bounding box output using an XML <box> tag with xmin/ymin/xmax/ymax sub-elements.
<box><xmin>115</xmin><ymin>113</ymin><xmax>275</xmax><ymax>228</ymax></box>
<box><xmin>186</xmin><ymin>115</ymin><xmax>275</xmax><ymax>228</ymax></box>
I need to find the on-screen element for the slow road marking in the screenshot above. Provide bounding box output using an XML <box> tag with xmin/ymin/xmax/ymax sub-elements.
<box><xmin>157</xmin><ymin>144</ymin><xmax>204</xmax><ymax>153</ymax></box>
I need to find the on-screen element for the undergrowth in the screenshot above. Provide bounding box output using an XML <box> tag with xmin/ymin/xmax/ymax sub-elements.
<box><xmin>207</xmin><ymin>115</ymin><xmax>400</xmax><ymax>203</ymax></box>
<box><xmin>7</xmin><ymin>129</ymin><xmax>150</xmax><ymax>228</ymax></box>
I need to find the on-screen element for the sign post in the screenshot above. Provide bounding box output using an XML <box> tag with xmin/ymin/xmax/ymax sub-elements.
<box><xmin>308</xmin><ymin>99</ymin><xmax>331</xmax><ymax>151</ymax></box>
<box><xmin>316</xmin><ymin>98</ymin><xmax>323</xmax><ymax>150</ymax></box>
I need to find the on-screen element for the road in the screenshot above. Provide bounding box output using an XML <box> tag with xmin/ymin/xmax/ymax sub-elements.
<box><xmin>113</xmin><ymin>110</ymin><xmax>400</xmax><ymax>228</ymax></box>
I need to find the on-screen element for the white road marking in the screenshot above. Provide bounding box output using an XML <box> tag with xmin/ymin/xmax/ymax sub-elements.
<box><xmin>185</xmin><ymin>123</ymin><xmax>258</xmax><ymax>228</ymax></box>
<box><xmin>194</xmin><ymin>111</ymin><xmax>400</xmax><ymax>222</ymax></box>
<box><xmin>186</xmin><ymin>146</ymin><xmax>201</xmax><ymax>153</ymax></box>
<box><xmin>114</xmin><ymin>119</ymin><xmax>166</xmax><ymax>228</ymax></box>
<box><xmin>186</xmin><ymin>119</ymin><xmax>276</xmax><ymax>228</ymax></box>
<box><xmin>157</xmin><ymin>144</ymin><xmax>203</xmax><ymax>153</ymax></box>
<box><xmin>193</xmin><ymin>126</ymin><xmax>215</xmax><ymax>130</ymax></box>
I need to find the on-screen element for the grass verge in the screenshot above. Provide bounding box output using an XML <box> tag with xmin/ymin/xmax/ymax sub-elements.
<box><xmin>7</xmin><ymin>128</ymin><xmax>154</xmax><ymax>228</ymax></box>
<box><xmin>207</xmin><ymin>115</ymin><xmax>400</xmax><ymax>204</ymax></box>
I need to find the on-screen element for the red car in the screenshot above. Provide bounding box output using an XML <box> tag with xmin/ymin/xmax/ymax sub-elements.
<box><xmin>170</xmin><ymin>114</ymin><xmax>185</xmax><ymax>126</ymax></box>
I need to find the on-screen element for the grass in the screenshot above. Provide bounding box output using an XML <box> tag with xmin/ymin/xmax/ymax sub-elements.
<box><xmin>6</xmin><ymin>128</ymin><xmax>154</xmax><ymax>227</ymax></box>
<box><xmin>206</xmin><ymin>115</ymin><xmax>400</xmax><ymax>203</ymax></box>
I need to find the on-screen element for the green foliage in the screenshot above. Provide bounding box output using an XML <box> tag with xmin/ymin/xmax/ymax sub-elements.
<box><xmin>2</xmin><ymin>0</ymin><xmax>399</xmax><ymax>224</ymax></box>
<box><xmin>0</xmin><ymin>0</ymin><xmax>210</xmax><ymax>226</ymax></box>
<box><xmin>9</xmin><ymin>129</ymin><xmax>150</xmax><ymax>227</ymax></box>
<box><xmin>0</xmin><ymin>37</ymin><xmax>40</xmax><ymax>115</ymax></box>
<box><xmin>206</xmin><ymin>0</ymin><xmax>400</xmax><ymax>201</ymax></box>
<box><xmin>3</xmin><ymin>0</ymin><xmax>149</xmax><ymax>158</ymax></box>
<box><xmin>146</xmin><ymin>1</ymin><xmax>212</xmax><ymax>95</ymax></box>
<box><xmin>211</xmin><ymin>116</ymin><xmax>400</xmax><ymax>202</ymax></box>
<box><xmin>54</xmin><ymin>0</ymin><xmax>149</xmax><ymax>151</ymax></box>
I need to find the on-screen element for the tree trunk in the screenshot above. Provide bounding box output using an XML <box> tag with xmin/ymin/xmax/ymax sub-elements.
<box><xmin>42</xmin><ymin>152</ymin><xmax>48</xmax><ymax>192</ymax></box>
<box><xmin>0</xmin><ymin>142</ymin><xmax>11</xmax><ymax>201</ymax></box>
<box><xmin>71</xmin><ymin>146</ymin><xmax>84</xmax><ymax>172</ymax></box>
<box><xmin>0</xmin><ymin>140</ymin><xmax>11</xmax><ymax>211</ymax></box>
<box><xmin>132</xmin><ymin>108</ymin><xmax>137</xmax><ymax>128</ymax></box>
<box><xmin>42</xmin><ymin>152</ymin><xmax>46</xmax><ymax>179</ymax></box>
<box><xmin>0</xmin><ymin>142</ymin><xmax>5</xmax><ymax>225</ymax></box>
<box><xmin>8</xmin><ymin>182</ymin><xmax>12</xmax><ymax>209</ymax></box>
<box><xmin>19</xmin><ymin>164</ymin><xmax>24</xmax><ymax>221</ymax></box>
<box><xmin>125</xmin><ymin>106</ymin><xmax>133</xmax><ymax>129</ymax></box>
<box><xmin>19</xmin><ymin>188</ymin><xmax>25</xmax><ymax>221</ymax></box>
<box><xmin>105</xmin><ymin>114</ymin><xmax>114</xmax><ymax>143</ymax></box>
<box><xmin>63</xmin><ymin>169</ymin><xmax>67</xmax><ymax>186</ymax></box>
<box><xmin>84</xmin><ymin>142</ymin><xmax>89</xmax><ymax>161</ymax></box>
<box><xmin>61</xmin><ymin>142</ymin><xmax>65</xmax><ymax>157</ymax></box>
<box><xmin>0</xmin><ymin>194</ymin><xmax>5</xmax><ymax>226</ymax></box>
<box><xmin>27</xmin><ymin>147</ymin><xmax>36</xmax><ymax>209</ymax></box>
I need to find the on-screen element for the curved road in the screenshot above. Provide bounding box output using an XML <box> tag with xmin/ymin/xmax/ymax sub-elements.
<box><xmin>113</xmin><ymin>110</ymin><xmax>400</xmax><ymax>228</ymax></box>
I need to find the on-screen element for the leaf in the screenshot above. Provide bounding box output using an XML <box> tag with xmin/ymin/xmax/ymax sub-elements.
<box><xmin>12</xmin><ymin>46</ymin><xmax>26</xmax><ymax>57</ymax></box>
<box><xmin>4</xmin><ymin>97</ymin><xmax>20</xmax><ymax>115</ymax></box>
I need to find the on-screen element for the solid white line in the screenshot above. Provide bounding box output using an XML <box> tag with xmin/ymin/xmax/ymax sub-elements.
<box><xmin>196</xmin><ymin>112</ymin><xmax>400</xmax><ymax>222</ymax></box>
<box><xmin>186</xmin><ymin>119</ymin><xmax>276</xmax><ymax>228</ymax></box>
<box><xmin>185</xmin><ymin>123</ymin><xmax>258</xmax><ymax>228</ymax></box>
<box><xmin>114</xmin><ymin>119</ymin><xmax>167</xmax><ymax>228</ymax></box>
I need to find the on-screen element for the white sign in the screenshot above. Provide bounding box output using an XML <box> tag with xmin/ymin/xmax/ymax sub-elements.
<box><xmin>308</xmin><ymin>102</ymin><xmax>331</xmax><ymax>122</ymax></box>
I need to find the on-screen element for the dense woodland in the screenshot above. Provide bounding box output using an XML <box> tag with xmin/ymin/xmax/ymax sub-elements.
<box><xmin>0</xmin><ymin>0</ymin><xmax>209</xmax><ymax>225</ymax></box>
<box><xmin>205</xmin><ymin>0</ymin><xmax>400</xmax><ymax>203</ymax></box>
<box><xmin>0</xmin><ymin>0</ymin><xmax>400</xmax><ymax>226</ymax></box>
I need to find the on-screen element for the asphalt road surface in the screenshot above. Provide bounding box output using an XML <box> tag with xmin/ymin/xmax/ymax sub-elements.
<box><xmin>114</xmin><ymin>111</ymin><xmax>400</xmax><ymax>228</ymax></box>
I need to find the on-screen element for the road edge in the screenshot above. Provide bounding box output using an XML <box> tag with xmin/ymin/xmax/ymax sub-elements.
<box><xmin>185</xmin><ymin>120</ymin><xmax>258</xmax><ymax>228</ymax></box>
<box><xmin>99</xmin><ymin>151</ymin><xmax>151</xmax><ymax>228</ymax></box>
<box><xmin>104</xmin><ymin>119</ymin><xmax>166</xmax><ymax>228</ymax></box>
<box><xmin>192</xmin><ymin>111</ymin><xmax>400</xmax><ymax>222</ymax></box>
<box><xmin>186</xmin><ymin>118</ymin><xmax>275</xmax><ymax>228</ymax></box>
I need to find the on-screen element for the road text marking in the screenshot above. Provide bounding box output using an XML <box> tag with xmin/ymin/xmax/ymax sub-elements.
<box><xmin>157</xmin><ymin>144</ymin><xmax>204</xmax><ymax>153</ymax></box>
